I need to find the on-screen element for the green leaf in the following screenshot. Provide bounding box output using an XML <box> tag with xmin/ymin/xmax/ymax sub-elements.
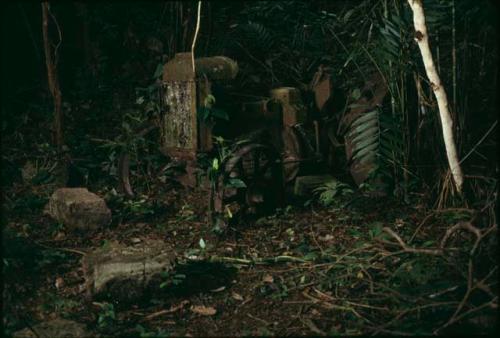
<box><xmin>353</xmin><ymin>142</ymin><xmax>378</xmax><ymax>159</ymax></box>
<box><xmin>343</xmin><ymin>9</ymin><xmax>355</xmax><ymax>22</ymax></box>
<box><xmin>352</xmin><ymin>135</ymin><xmax>378</xmax><ymax>154</ymax></box>
<box><xmin>350</xmin><ymin>123</ymin><xmax>378</xmax><ymax>140</ymax></box>
<box><xmin>199</xmin><ymin>238</ymin><xmax>206</xmax><ymax>249</ymax></box>
<box><xmin>204</xmin><ymin>94</ymin><xmax>216</xmax><ymax>108</ymax></box>
<box><xmin>351</xmin><ymin>110</ymin><xmax>378</xmax><ymax>128</ymax></box>
<box><xmin>351</xmin><ymin>88</ymin><xmax>361</xmax><ymax>100</ymax></box>
<box><xmin>153</xmin><ymin>63</ymin><xmax>163</xmax><ymax>79</ymax></box>
<box><xmin>228</xmin><ymin>178</ymin><xmax>247</xmax><ymax>188</ymax></box>
<box><xmin>212</xmin><ymin>158</ymin><xmax>219</xmax><ymax>171</ymax></box>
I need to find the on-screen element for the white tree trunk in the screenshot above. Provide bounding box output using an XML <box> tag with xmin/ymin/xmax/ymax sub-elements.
<box><xmin>407</xmin><ymin>0</ymin><xmax>464</xmax><ymax>194</ymax></box>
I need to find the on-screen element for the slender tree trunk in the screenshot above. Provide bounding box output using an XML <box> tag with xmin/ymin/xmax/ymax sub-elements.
<box><xmin>41</xmin><ymin>1</ymin><xmax>63</xmax><ymax>154</ymax></box>
<box><xmin>407</xmin><ymin>0</ymin><xmax>464</xmax><ymax>194</ymax></box>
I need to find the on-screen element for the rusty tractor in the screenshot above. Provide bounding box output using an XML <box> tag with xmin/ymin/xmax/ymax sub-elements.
<box><xmin>119</xmin><ymin>52</ymin><xmax>388</xmax><ymax>221</ymax></box>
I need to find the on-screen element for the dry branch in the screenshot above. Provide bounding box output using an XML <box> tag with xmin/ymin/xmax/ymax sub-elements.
<box><xmin>382</xmin><ymin>227</ymin><xmax>443</xmax><ymax>255</ymax></box>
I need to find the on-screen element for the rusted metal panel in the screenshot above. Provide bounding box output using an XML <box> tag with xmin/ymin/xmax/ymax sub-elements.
<box><xmin>162</xmin><ymin>53</ymin><xmax>238</xmax><ymax>82</ymax></box>
<box><xmin>310</xmin><ymin>66</ymin><xmax>334</xmax><ymax>112</ymax></box>
<box><xmin>160</xmin><ymin>53</ymin><xmax>239</xmax><ymax>161</ymax></box>
<box><xmin>160</xmin><ymin>80</ymin><xmax>198</xmax><ymax>160</ymax></box>
<box><xmin>340</xmin><ymin>73</ymin><xmax>388</xmax><ymax>186</ymax></box>
<box><xmin>270</xmin><ymin>87</ymin><xmax>307</xmax><ymax>127</ymax></box>
<box><xmin>195</xmin><ymin>56</ymin><xmax>238</xmax><ymax>80</ymax></box>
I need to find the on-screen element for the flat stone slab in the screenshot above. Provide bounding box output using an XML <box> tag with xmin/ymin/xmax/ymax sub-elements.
<box><xmin>12</xmin><ymin>319</ymin><xmax>88</xmax><ymax>338</ymax></box>
<box><xmin>45</xmin><ymin>188</ymin><xmax>111</xmax><ymax>231</ymax></box>
<box><xmin>82</xmin><ymin>240</ymin><xmax>176</xmax><ymax>302</ymax></box>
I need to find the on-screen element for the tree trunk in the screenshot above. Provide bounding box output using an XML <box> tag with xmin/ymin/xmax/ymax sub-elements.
<box><xmin>407</xmin><ymin>0</ymin><xmax>464</xmax><ymax>194</ymax></box>
<box><xmin>41</xmin><ymin>1</ymin><xmax>63</xmax><ymax>154</ymax></box>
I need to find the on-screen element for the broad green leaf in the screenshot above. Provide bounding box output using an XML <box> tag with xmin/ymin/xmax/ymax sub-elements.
<box><xmin>352</xmin><ymin>135</ymin><xmax>378</xmax><ymax>153</ymax></box>
<box><xmin>204</xmin><ymin>94</ymin><xmax>216</xmax><ymax>108</ymax></box>
<box><xmin>350</xmin><ymin>124</ymin><xmax>378</xmax><ymax>140</ymax></box>
<box><xmin>351</xmin><ymin>110</ymin><xmax>378</xmax><ymax>128</ymax></box>
<box><xmin>228</xmin><ymin>178</ymin><xmax>247</xmax><ymax>188</ymax></box>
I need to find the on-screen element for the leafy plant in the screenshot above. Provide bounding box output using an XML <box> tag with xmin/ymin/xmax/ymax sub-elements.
<box><xmin>41</xmin><ymin>294</ymin><xmax>79</xmax><ymax>317</ymax></box>
<box><xmin>95</xmin><ymin>302</ymin><xmax>116</xmax><ymax>328</ymax></box>
<box><xmin>135</xmin><ymin>324</ymin><xmax>169</xmax><ymax>338</ymax></box>
<box><xmin>123</xmin><ymin>197</ymin><xmax>156</xmax><ymax>217</ymax></box>
<box><xmin>198</xmin><ymin>94</ymin><xmax>229</xmax><ymax>122</ymax></box>
<box><xmin>314</xmin><ymin>180</ymin><xmax>354</xmax><ymax>207</ymax></box>
<box><xmin>159</xmin><ymin>271</ymin><xmax>186</xmax><ymax>289</ymax></box>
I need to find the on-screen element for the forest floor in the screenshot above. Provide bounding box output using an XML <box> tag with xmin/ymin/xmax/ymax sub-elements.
<box><xmin>3</xmin><ymin>179</ymin><xmax>498</xmax><ymax>337</ymax></box>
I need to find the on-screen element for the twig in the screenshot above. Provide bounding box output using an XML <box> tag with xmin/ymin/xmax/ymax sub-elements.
<box><xmin>434</xmin><ymin>297</ymin><xmax>498</xmax><ymax>335</ymax></box>
<box><xmin>409</xmin><ymin>212</ymin><xmax>434</xmax><ymax>243</ymax></box>
<box><xmin>382</xmin><ymin>227</ymin><xmax>443</xmax><ymax>255</ymax></box>
<box><xmin>440</xmin><ymin>221</ymin><xmax>496</xmax><ymax>256</ymax></box>
<box><xmin>435</xmin><ymin>222</ymin><xmax>497</xmax><ymax>333</ymax></box>
<box><xmin>195</xmin><ymin>254</ymin><xmax>309</xmax><ymax>265</ymax></box>
<box><xmin>143</xmin><ymin>300</ymin><xmax>189</xmax><ymax>321</ymax></box>
<box><xmin>371</xmin><ymin>301</ymin><xmax>460</xmax><ymax>335</ymax></box>
<box><xmin>47</xmin><ymin>3</ymin><xmax>62</xmax><ymax>64</ymax></box>
<box><xmin>344</xmin><ymin>300</ymin><xmax>388</xmax><ymax>311</ymax></box>
<box><xmin>302</xmin><ymin>318</ymin><xmax>326</xmax><ymax>336</ymax></box>
<box><xmin>309</xmin><ymin>224</ymin><xmax>325</xmax><ymax>256</ymax></box>
<box><xmin>34</xmin><ymin>240</ymin><xmax>87</xmax><ymax>256</ymax></box>
<box><xmin>459</xmin><ymin>121</ymin><xmax>498</xmax><ymax>165</ymax></box>
<box><xmin>247</xmin><ymin>313</ymin><xmax>270</xmax><ymax>326</ymax></box>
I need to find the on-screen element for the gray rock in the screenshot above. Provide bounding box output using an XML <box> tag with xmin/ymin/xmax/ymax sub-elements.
<box><xmin>82</xmin><ymin>240</ymin><xmax>175</xmax><ymax>302</ymax></box>
<box><xmin>45</xmin><ymin>188</ymin><xmax>111</xmax><ymax>231</ymax></box>
<box><xmin>12</xmin><ymin>318</ymin><xmax>89</xmax><ymax>338</ymax></box>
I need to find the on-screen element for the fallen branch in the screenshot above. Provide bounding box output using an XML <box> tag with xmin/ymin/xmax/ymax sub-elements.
<box><xmin>187</xmin><ymin>254</ymin><xmax>309</xmax><ymax>266</ymax></box>
<box><xmin>382</xmin><ymin>227</ymin><xmax>443</xmax><ymax>255</ymax></box>
<box><xmin>143</xmin><ymin>300</ymin><xmax>189</xmax><ymax>321</ymax></box>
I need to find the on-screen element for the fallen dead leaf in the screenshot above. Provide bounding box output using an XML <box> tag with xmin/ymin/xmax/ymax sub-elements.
<box><xmin>318</xmin><ymin>234</ymin><xmax>334</xmax><ymax>242</ymax></box>
<box><xmin>210</xmin><ymin>286</ymin><xmax>226</xmax><ymax>293</ymax></box>
<box><xmin>55</xmin><ymin>277</ymin><xmax>64</xmax><ymax>289</ymax></box>
<box><xmin>190</xmin><ymin>305</ymin><xmax>217</xmax><ymax>316</ymax></box>
<box><xmin>262</xmin><ymin>274</ymin><xmax>274</xmax><ymax>283</ymax></box>
<box><xmin>231</xmin><ymin>292</ymin><xmax>244</xmax><ymax>301</ymax></box>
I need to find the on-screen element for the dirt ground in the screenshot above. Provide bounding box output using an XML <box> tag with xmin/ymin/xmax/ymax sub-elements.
<box><xmin>3</xmin><ymin>182</ymin><xmax>497</xmax><ymax>337</ymax></box>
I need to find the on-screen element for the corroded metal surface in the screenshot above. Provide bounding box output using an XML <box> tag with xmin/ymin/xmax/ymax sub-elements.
<box><xmin>270</xmin><ymin>87</ymin><xmax>307</xmax><ymax>127</ymax></box>
<box><xmin>161</xmin><ymin>80</ymin><xmax>197</xmax><ymax>158</ymax></box>
<box><xmin>340</xmin><ymin>73</ymin><xmax>388</xmax><ymax>186</ymax></box>
<box><xmin>160</xmin><ymin>53</ymin><xmax>239</xmax><ymax>162</ymax></box>
<box><xmin>162</xmin><ymin>52</ymin><xmax>238</xmax><ymax>82</ymax></box>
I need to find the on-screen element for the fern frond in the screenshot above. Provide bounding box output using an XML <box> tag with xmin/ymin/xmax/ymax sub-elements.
<box><xmin>239</xmin><ymin>22</ymin><xmax>276</xmax><ymax>53</ymax></box>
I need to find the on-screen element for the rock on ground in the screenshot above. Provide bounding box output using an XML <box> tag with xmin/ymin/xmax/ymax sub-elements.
<box><xmin>82</xmin><ymin>239</ymin><xmax>176</xmax><ymax>303</ymax></box>
<box><xmin>45</xmin><ymin>188</ymin><xmax>111</xmax><ymax>231</ymax></box>
<box><xmin>12</xmin><ymin>318</ymin><xmax>88</xmax><ymax>338</ymax></box>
